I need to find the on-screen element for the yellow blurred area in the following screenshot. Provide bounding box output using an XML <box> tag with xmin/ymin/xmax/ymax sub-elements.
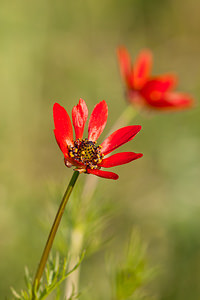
<box><xmin>0</xmin><ymin>0</ymin><xmax>200</xmax><ymax>299</ymax></box>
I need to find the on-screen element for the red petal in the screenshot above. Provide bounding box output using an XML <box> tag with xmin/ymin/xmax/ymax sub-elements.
<box><xmin>88</xmin><ymin>100</ymin><xmax>108</xmax><ymax>142</ymax></box>
<box><xmin>117</xmin><ymin>46</ymin><xmax>132</xmax><ymax>81</ymax></box>
<box><xmin>87</xmin><ymin>169</ymin><xmax>119</xmax><ymax>180</ymax></box>
<box><xmin>141</xmin><ymin>75</ymin><xmax>177</xmax><ymax>101</ymax></box>
<box><xmin>146</xmin><ymin>92</ymin><xmax>194</xmax><ymax>110</ymax></box>
<box><xmin>53</xmin><ymin>103</ymin><xmax>73</xmax><ymax>155</ymax></box>
<box><xmin>53</xmin><ymin>129</ymin><xmax>68</xmax><ymax>157</ymax></box>
<box><xmin>100</xmin><ymin>152</ymin><xmax>143</xmax><ymax>168</ymax></box>
<box><xmin>72</xmin><ymin>98</ymin><xmax>88</xmax><ymax>140</ymax></box>
<box><xmin>101</xmin><ymin>125</ymin><xmax>142</xmax><ymax>156</ymax></box>
<box><xmin>133</xmin><ymin>49</ymin><xmax>152</xmax><ymax>89</ymax></box>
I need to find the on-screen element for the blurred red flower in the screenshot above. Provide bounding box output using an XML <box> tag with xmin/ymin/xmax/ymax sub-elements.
<box><xmin>117</xmin><ymin>46</ymin><xmax>194</xmax><ymax>111</ymax></box>
<box><xmin>53</xmin><ymin>99</ymin><xmax>142</xmax><ymax>180</ymax></box>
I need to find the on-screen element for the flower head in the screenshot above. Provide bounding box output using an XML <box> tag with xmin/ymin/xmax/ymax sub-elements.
<box><xmin>53</xmin><ymin>99</ymin><xmax>142</xmax><ymax>180</ymax></box>
<box><xmin>117</xmin><ymin>46</ymin><xmax>194</xmax><ymax>111</ymax></box>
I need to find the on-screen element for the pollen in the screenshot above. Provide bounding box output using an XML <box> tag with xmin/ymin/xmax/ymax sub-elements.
<box><xmin>68</xmin><ymin>138</ymin><xmax>103</xmax><ymax>169</ymax></box>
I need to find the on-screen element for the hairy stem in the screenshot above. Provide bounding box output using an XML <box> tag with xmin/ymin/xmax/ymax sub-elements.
<box><xmin>65</xmin><ymin>226</ymin><xmax>84</xmax><ymax>298</ymax></box>
<box><xmin>32</xmin><ymin>171</ymin><xmax>80</xmax><ymax>297</ymax></box>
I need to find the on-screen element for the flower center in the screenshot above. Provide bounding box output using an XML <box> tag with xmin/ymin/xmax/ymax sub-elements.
<box><xmin>68</xmin><ymin>138</ymin><xmax>104</xmax><ymax>169</ymax></box>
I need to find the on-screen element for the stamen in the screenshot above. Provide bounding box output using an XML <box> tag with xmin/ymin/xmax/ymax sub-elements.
<box><xmin>68</xmin><ymin>138</ymin><xmax>103</xmax><ymax>170</ymax></box>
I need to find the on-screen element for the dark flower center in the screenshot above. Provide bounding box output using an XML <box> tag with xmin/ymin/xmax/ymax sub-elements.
<box><xmin>68</xmin><ymin>138</ymin><xmax>104</xmax><ymax>169</ymax></box>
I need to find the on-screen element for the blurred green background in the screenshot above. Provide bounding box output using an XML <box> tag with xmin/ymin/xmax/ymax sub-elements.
<box><xmin>0</xmin><ymin>0</ymin><xmax>200</xmax><ymax>299</ymax></box>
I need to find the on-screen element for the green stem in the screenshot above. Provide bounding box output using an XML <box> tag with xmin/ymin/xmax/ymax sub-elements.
<box><xmin>32</xmin><ymin>171</ymin><xmax>80</xmax><ymax>296</ymax></box>
<box><xmin>108</xmin><ymin>104</ymin><xmax>137</xmax><ymax>134</ymax></box>
<box><xmin>64</xmin><ymin>226</ymin><xmax>84</xmax><ymax>298</ymax></box>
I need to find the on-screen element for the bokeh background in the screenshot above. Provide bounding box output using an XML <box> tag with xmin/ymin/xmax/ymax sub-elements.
<box><xmin>1</xmin><ymin>0</ymin><xmax>200</xmax><ymax>299</ymax></box>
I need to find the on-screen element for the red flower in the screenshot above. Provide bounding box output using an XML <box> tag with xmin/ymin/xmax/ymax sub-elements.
<box><xmin>117</xmin><ymin>46</ymin><xmax>194</xmax><ymax>111</ymax></box>
<box><xmin>53</xmin><ymin>99</ymin><xmax>142</xmax><ymax>180</ymax></box>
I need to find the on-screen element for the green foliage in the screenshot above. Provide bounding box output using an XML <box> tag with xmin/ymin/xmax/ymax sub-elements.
<box><xmin>11</xmin><ymin>252</ymin><xmax>85</xmax><ymax>300</ymax></box>
<box><xmin>110</xmin><ymin>230</ymin><xmax>153</xmax><ymax>300</ymax></box>
<box><xmin>54</xmin><ymin>181</ymin><xmax>116</xmax><ymax>257</ymax></box>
